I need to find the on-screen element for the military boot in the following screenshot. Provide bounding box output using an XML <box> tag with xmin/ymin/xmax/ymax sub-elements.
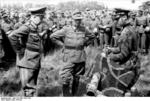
<box><xmin>24</xmin><ymin>89</ymin><xmax>37</xmax><ymax>97</ymax></box>
<box><xmin>62</xmin><ymin>84</ymin><xmax>72</xmax><ymax>96</ymax></box>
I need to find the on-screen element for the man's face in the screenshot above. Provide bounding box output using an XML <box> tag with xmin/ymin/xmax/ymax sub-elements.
<box><xmin>138</xmin><ymin>11</ymin><xmax>143</xmax><ymax>16</ymax></box>
<box><xmin>33</xmin><ymin>15</ymin><xmax>44</xmax><ymax>25</ymax></box>
<box><xmin>121</xmin><ymin>15</ymin><xmax>127</xmax><ymax>21</ymax></box>
<box><xmin>74</xmin><ymin>19</ymin><xmax>82</xmax><ymax>26</ymax></box>
<box><xmin>3</xmin><ymin>16</ymin><xmax>8</xmax><ymax>21</ymax></box>
<box><xmin>19</xmin><ymin>17</ymin><xmax>25</xmax><ymax>23</ymax></box>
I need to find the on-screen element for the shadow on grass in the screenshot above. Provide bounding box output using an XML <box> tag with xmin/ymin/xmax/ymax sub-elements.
<box><xmin>0</xmin><ymin>67</ymin><xmax>21</xmax><ymax>96</ymax></box>
<box><xmin>0</xmin><ymin>81</ymin><xmax>21</xmax><ymax>96</ymax></box>
<box><xmin>38</xmin><ymin>85</ymin><xmax>62</xmax><ymax>96</ymax></box>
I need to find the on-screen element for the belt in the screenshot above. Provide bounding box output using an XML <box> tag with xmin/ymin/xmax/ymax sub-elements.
<box><xmin>137</xmin><ymin>25</ymin><xmax>146</xmax><ymax>28</ymax></box>
<box><xmin>26</xmin><ymin>46</ymin><xmax>40</xmax><ymax>52</ymax></box>
<box><xmin>65</xmin><ymin>46</ymin><xmax>84</xmax><ymax>50</ymax></box>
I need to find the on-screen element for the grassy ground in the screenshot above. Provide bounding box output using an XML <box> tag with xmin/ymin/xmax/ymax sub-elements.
<box><xmin>0</xmin><ymin>46</ymin><xmax>148</xmax><ymax>97</ymax></box>
<box><xmin>0</xmin><ymin>46</ymin><xmax>99</xmax><ymax>97</ymax></box>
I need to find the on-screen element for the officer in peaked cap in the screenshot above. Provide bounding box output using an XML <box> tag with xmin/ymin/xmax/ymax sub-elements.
<box><xmin>9</xmin><ymin>7</ymin><xmax>47</xmax><ymax>97</ymax></box>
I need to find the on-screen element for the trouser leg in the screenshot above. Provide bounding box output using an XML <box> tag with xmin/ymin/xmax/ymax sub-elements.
<box><xmin>59</xmin><ymin>62</ymin><xmax>85</xmax><ymax>96</ymax></box>
<box><xmin>137</xmin><ymin>33</ymin><xmax>142</xmax><ymax>52</ymax></box>
<box><xmin>72</xmin><ymin>62</ymin><xmax>85</xmax><ymax>96</ymax></box>
<box><xmin>99</xmin><ymin>33</ymin><xmax>104</xmax><ymax>49</ymax></box>
<box><xmin>94</xmin><ymin>38</ymin><xmax>98</xmax><ymax>48</ymax></box>
<box><xmin>59</xmin><ymin>63</ymin><xmax>74</xmax><ymax>96</ymax></box>
<box><xmin>141</xmin><ymin>33</ymin><xmax>146</xmax><ymax>54</ymax></box>
<box><xmin>104</xmin><ymin>33</ymin><xmax>109</xmax><ymax>46</ymax></box>
<box><xmin>145</xmin><ymin>32</ymin><xmax>150</xmax><ymax>54</ymax></box>
<box><xmin>19</xmin><ymin>66</ymin><xmax>40</xmax><ymax>97</ymax></box>
<box><xmin>113</xmin><ymin>34</ymin><xmax>119</xmax><ymax>47</ymax></box>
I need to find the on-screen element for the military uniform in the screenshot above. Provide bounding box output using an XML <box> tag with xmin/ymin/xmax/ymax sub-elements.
<box><xmin>135</xmin><ymin>10</ymin><xmax>149</xmax><ymax>54</ymax></box>
<box><xmin>8</xmin><ymin>7</ymin><xmax>47</xmax><ymax>97</ymax></box>
<box><xmin>14</xmin><ymin>14</ymin><xmax>26</xmax><ymax>30</ymax></box>
<box><xmin>50</xmin><ymin>10</ymin><xmax>95</xmax><ymax>96</ymax></box>
<box><xmin>57</xmin><ymin>17</ymin><xmax>66</xmax><ymax>29</ymax></box>
<box><xmin>111</xmin><ymin>9</ymin><xmax>130</xmax><ymax>47</ymax></box>
<box><xmin>14</xmin><ymin>22</ymin><xmax>24</xmax><ymax>30</ymax></box>
<box><xmin>87</xmin><ymin>16</ymin><xmax>100</xmax><ymax>47</ymax></box>
<box><xmin>109</xmin><ymin>25</ymin><xmax>138</xmax><ymax>63</ymax></box>
<box><xmin>111</xmin><ymin>14</ymin><xmax>121</xmax><ymax>47</ymax></box>
<box><xmin>99</xmin><ymin>15</ymin><xmax>113</xmax><ymax>47</ymax></box>
<box><xmin>1</xmin><ymin>15</ymin><xmax>14</xmax><ymax>35</ymax></box>
<box><xmin>87</xmin><ymin>21</ymin><xmax>140</xmax><ymax>97</ymax></box>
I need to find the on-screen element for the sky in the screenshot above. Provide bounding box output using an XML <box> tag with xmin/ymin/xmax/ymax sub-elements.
<box><xmin>0</xmin><ymin>0</ymin><xmax>149</xmax><ymax>10</ymax></box>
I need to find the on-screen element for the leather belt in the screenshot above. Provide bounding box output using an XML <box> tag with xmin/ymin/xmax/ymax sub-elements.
<box><xmin>65</xmin><ymin>46</ymin><xmax>84</xmax><ymax>50</ymax></box>
<box><xmin>26</xmin><ymin>46</ymin><xmax>40</xmax><ymax>52</ymax></box>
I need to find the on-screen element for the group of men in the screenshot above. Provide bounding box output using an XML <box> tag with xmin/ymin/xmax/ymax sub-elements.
<box><xmin>0</xmin><ymin>6</ymin><xmax>150</xmax><ymax>97</ymax></box>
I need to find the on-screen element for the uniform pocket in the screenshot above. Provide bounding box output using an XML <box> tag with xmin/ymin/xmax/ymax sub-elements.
<box><xmin>29</xmin><ymin>35</ymin><xmax>40</xmax><ymax>43</ymax></box>
<box><xmin>27</xmin><ymin>34</ymin><xmax>41</xmax><ymax>50</ymax></box>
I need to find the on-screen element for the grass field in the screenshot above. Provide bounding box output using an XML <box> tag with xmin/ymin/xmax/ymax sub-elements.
<box><xmin>0</xmin><ymin>45</ymin><xmax>149</xmax><ymax>97</ymax></box>
<box><xmin>0</xmin><ymin>46</ymin><xmax>100</xmax><ymax>97</ymax></box>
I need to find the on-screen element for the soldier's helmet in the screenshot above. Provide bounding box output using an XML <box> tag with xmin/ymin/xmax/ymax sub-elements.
<box><xmin>72</xmin><ymin>10</ymin><xmax>83</xmax><ymax>20</ymax></box>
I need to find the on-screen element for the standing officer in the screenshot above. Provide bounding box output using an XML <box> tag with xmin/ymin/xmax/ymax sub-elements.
<box><xmin>135</xmin><ymin>9</ymin><xmax>149</xmax><ymax>54</ymax></box>
<box><xmin>87</xmin><ymin>14</ymin><xmax>100</xmax><ymax>47</ymax></box>
<box><xmin>99</xmin><ymin>12</ymin><xmax>113</xmax><ymax>48</ymax></box>
<box><xmin>50</xmin><ymin>10</ymin><xmax>95</xmax><ymax>96</ymax></box>
<box><xmin>8</xmin><ymin>7</ymin><xmax>47</xmax><ymax>97</ymax></box>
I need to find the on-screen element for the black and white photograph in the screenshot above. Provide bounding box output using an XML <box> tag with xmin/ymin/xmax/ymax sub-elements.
<box><xmin>0</xmin><ymin>0</ymin><xmax>150</xmax><ymax>98</ymax></box>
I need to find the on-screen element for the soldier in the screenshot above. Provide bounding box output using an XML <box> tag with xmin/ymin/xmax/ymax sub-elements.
<box><xmin>99</xmin><ymin>12</ymin><xmax>113</xmax><ymax>48</ymax></box>
<box><xmin>135</xmin><ymin>9</ymin><xmax>149</xmax><ymax>54</ymax></box>
<box><xmin>87</xmin><ymin>14</ymin><xmax>100</xmax><ymax>47</ymax></box>
<box><xmin>1</xmin><ymin>13</ymin><xmax>14</xmax><ymax>35</ymax></box>
<box><xmin>128</xmin><ymin>11</ymin><xmax>136</xmax><ymax>27</ymax></box>
<box><xmin>57</xmin><ymin>12</ymin><xmax>66</xmax><ymax>29</ymax></box>
<box><xmin>87</xmin><ymin>19</ymin><xmax>140</xmax><ymax>97</ymax></box>
<box><xmin>8</xmin><ymin>7</ymin><xmax>48</xmax><ymax>97</ymax></box>
<box><xmin>25</xmin><ymin>12</ymin><xmax>31</xmax><ymax>22</ymax></box>
<box><xmin>65</xmin><ymin>14</ymin><xmax>72</xmax><ymax>26</ymax></box>
<box><xmin>111</xmin><ymin>9</ymin><xmax>130</xmax><ymax>47</ymax></box>
<box><xmin>14</xmin><ymin>13</ymin><xmax>26</xmax><ymax>30</ymax></box>
<box><xmin>50</xmin><ymin>10</ymin><xmax>95</xmax><ymax>96</ymax></box>
<box><xmin>83</xmin><ymin>8</ymin><xmax>91</xmax><ymax>29</ymax></box>
<box><xmin>111</xmin><ymin>13</ymin><xmax>121</xmax><ymax>47</ymax></box>
<box><xmin>45</xmin><ymin>11</ymin><xmax>54</xmax><ymax>28</ymax></box>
